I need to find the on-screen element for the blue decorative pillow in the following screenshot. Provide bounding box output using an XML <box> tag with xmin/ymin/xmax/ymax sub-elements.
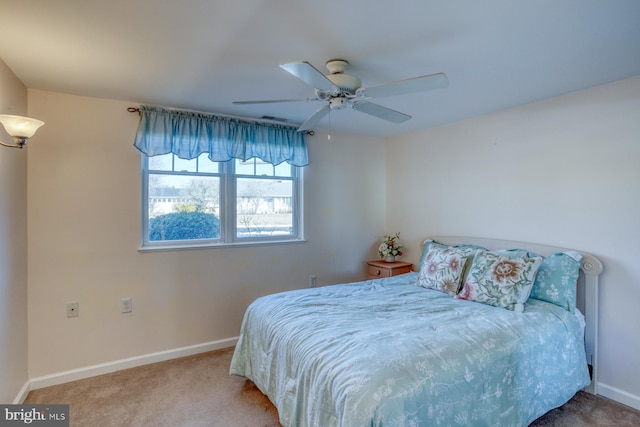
<box><xmin>530</xmin><ymin>251</ymin><xmax>583</xmax><ymax>312</ymax></box>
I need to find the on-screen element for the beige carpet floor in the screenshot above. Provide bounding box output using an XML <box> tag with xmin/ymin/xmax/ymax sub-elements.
<box><xmin>25</xmin><ymin>347</ymin><xmax>640</xmax><ymax>426</ymax></box>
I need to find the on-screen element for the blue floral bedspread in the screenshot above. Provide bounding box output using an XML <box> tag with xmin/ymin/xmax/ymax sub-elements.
<box><xmin>230</xmin><ymin>272</ymin><xmax>590</xmax><ymax>426</ymax></box>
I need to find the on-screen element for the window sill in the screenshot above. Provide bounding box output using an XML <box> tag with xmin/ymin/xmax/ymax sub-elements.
<box><xmin>138</xmin><ymin>238</ymin><xmax>307</xmax><ymax>253</ymax></box>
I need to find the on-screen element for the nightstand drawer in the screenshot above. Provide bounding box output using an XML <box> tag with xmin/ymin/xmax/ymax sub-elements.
<box><xmin>366</xmin><ymin>260</ymin><xmax>413</xmax><ymax>280</ymax></box>
<box><xmin>368</xmin><ymin>265</ymin><xmax>393</xmax><ymax>278</ymax></box>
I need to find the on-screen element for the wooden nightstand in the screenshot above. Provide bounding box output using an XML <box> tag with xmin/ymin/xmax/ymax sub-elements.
<box><xmin>366</xmin><ymin>260</ymin><xmax>413</xmax><ymax>280</ymax></box>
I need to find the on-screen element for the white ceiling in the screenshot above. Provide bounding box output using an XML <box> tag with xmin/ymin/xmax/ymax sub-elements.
<box><xmin>1</xmin><ymin>0</ymin><xmax>639</xmax><ymax>137</ymax></box>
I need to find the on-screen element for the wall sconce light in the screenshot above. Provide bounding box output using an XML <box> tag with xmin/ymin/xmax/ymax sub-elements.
<box><xmin>0</xmin><ymin>114</ymin><xmax>45</xmax><ymax>149</ymax></box>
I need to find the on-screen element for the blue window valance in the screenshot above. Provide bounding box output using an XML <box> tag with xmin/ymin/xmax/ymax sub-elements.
<box><xmin>133</xmin><ymin>106</ymin><xmax>308</xmax><ymax>167</ymax></box>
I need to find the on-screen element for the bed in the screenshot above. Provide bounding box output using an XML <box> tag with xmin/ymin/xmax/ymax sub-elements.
<box><xmin>230</xmin><ymin>236</ymin><xmax>603</xmax><ymax>426</ymax></box>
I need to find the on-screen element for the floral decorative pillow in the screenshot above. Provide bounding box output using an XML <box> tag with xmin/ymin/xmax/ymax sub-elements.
<box><xmin>420</xmin><ymin>240</ymin><xmax>485</xmax><ymax>265</ymax></box>
<box><xmin>530</xmin><ymin>251</ymin><xmax>583</xmax><ymax>312</ymax></box>
<box><xmin>420</xmin><ymin>240</ymin><xmax>486</xmax><ymax>282</ymax></box>
<box><xmin>416</xmin><ymin>246</ymin><xmax>471</xmax><ymax>295</ymax></box>
<box><xmin>457</xmin><ymin>250</ymin><xmax>543</xmax><ymax>312</ymax></box>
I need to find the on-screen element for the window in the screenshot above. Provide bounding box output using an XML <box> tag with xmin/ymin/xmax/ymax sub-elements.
<box><xmin>142</xmin><ymin>153</ymin><xmax>302</xmax><ymax>249</ymax></box>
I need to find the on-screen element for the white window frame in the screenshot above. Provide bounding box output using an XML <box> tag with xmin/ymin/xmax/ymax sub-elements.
<box><xmin>140</xmin><ymin>154</ymin><xmax>304</xmax><ymax>251</ymax></box>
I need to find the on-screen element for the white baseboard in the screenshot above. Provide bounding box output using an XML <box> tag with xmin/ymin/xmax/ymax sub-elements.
<box><xmin>13</xmin><ymin>381</ymin><xmax>31</xmax><ymax>404</ymax></box>
<box><xmin>27</xmin><ymin>337</ymin><xmax>238</xmax><ymax>393</ymax></box>
<box><xmin>598</xmin><ymin>382</ymin><xmax>640</xmax><ymax>411</ymax></box>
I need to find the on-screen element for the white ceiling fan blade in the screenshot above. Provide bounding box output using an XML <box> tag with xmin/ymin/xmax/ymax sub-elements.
<box><xmin>352</xmin><ymin>101</ymin><xmax>411</xmax><ymax>123</ymax></box>
<box><xmin>280</xmin><ymin>61</ymin><xmax>339</xmax><ymax>93</ymax></box>
<box><xmin>357</xmin><ymin>72</ymin><xmax>449</xmax><ymax>98</ymax></box>
<box><xmin>233</xmin><ymin>98</ymin><xmax>316</xmax><ymax>105</ymax></box>
<box><xmin>297</xmin><ymin>105</ymin><xmax>330</xmax><ymax>131</ymax></box>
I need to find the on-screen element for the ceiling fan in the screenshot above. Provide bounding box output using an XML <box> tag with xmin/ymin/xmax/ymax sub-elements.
<box><xmin>233</xmin><ymin>59</ymin><xmax>449</xmax><ymax>132</ymax></box>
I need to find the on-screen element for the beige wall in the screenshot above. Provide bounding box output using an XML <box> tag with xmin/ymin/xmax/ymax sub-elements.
<box><xmin>386</xmin><ymin>75</ymin><xmax>640</xmax><ymax>407</ymax></box>
<box><xmin>16</xmin><ymin>75</ymin><xmax>640</xmax><ymax>409</ymax></box>
<box><xmin>26</xmin><ymin>90</ymin><xmax>386</xmax><ymax>378</ymax></box>
<box><xmin>0</xmin><ymin>59</ymin><xmax>29</xmax><ymax>403</ymax></box>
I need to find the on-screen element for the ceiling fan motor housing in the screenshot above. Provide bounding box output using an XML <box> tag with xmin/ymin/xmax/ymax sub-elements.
<box><xmin>327</xmin><ymin>73</ymin><xmax>361</xmax><ymax>93</ymax></box>
<box><xmin>325</xmin><ymin>59</ymin><xmax>361</xmax><ymax>94</ymax></box>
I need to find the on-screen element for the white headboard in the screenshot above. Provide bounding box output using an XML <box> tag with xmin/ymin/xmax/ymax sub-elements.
<box><xmin>425</xmin><ymin>236</ymin><xmax>603</xmax><ymax>395</ymax></box>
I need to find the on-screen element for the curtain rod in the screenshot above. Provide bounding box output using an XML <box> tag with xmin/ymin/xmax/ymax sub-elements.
<box><xmin>126</xmin><ymin>106</ymin><xmax>314</xmax><ymax>136</ymax></box>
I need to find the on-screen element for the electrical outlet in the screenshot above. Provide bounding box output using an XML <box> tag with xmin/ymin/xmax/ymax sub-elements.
<box><xmin>309</xmin><ymin>275</ymin><xmax>317</xmax><ymax>288</ymax></box>
<box><xmin>121</xmin><ymin>297</ymin><xmax>132</xmax><ymax>314</ymax></box>
<box><xmin>66</xmin><ymin>302</ymin><xmax>79</xmax><ymax>318</ymax></box>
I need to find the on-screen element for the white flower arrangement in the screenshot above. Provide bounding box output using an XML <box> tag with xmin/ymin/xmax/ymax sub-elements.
<box><xmin>378</xmin><ymin>232</ymin><xmax>403</xmax><ymax>258</ymax></box>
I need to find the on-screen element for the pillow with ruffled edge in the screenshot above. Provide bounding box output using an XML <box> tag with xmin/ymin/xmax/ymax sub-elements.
<box><xmin>420</xmin><ymin>240</ymin><xmax>486</xmax><ymax>283</ymax></box>
<box><xmin>416</xmin><ymin>245</ymin><xmax>471</xmax><ymax>295</ymax></box>
<box><xmin>530</xmin><ymin>251</ymin><xmax>583</xmax><ymax>312</ymax></box>
<box><xmin>457</xmin><ymin>250</ymin><xmax>543</xmax><ymax>312</ymax></box>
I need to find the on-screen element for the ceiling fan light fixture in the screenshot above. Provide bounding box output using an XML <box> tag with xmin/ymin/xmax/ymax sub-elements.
<box><xmin>314</xmin><ymin>89</ymin><xmax>331</xmax><ymax>100</ymax></box>
<box><xmin>329</xmin><ymin>98</ymin><xmax>349</xmax><ymax>110</ymax></box>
